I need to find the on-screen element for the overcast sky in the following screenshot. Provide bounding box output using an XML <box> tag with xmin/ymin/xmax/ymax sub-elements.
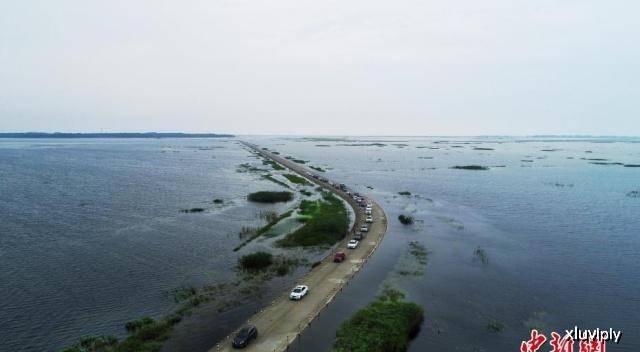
<box><xmin>1</xmin><ymin>0</ymin><xmax>638</xmax><ymax>135</ymax></box>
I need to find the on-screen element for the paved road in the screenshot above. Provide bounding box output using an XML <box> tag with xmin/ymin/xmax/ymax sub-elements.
<box><xmin>210</xmin><ymin>142</ymin><xmax>388</xmax><ymax>352</ymax></box>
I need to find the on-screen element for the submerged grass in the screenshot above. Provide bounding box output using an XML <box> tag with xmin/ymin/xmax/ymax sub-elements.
<box><xmin>332</xmin><ymin>286</ymin><xmax>424</xmax><ymax>352</ymax></box>
<box><xmin>233</xmin><ymin>210</ymin><xmax>294</xmax><ymax>251</ymax></box>
<box><xmin>277</xmin><ymin>192</ymin><xmax>348</xmax><ymax>247</ymax></box>
<box><xmin>283</xmin><ymin>173</ymin><xmax>312</xmax><ymax>186</ymax></box>
<box><xmin>451</xmin><ymin>165</ymin><xmax>490</xmax><ymax>170</ymax></box>
<box><xmin>262</xmin><ymin>174</ymin><xmax>291</xmax><ymax>189</ymax></box>
<box><xmin>247</xmin><ymin>191</ymin><xmax>293</xmax><ymax>203</ymax></box>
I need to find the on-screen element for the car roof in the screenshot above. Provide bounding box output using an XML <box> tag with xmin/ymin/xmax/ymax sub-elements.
<box><xmin>295</xmin><ymin>285</ymin><xmax>307</xmax><ymax>289</ymax></box>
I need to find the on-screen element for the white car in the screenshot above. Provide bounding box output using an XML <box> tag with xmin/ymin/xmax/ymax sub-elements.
<box><xmin>289</xmin><ymin>285</ymin><xmax>309</xmax><ymax>300</ymax></box>
<box><xmin>360</xmin><ymin>225</ymin><xmax>368</xmax><ymax>232</ymax></box>
<box><xmin>347</xmin><ymin>240</ymin><xmax>359</xmax><ymax>249</ymax></box>
<box><xmin>365</xmin><ymin>209</ymin><xmax>372</xmax><ymax>215</ymax></box>
<box><xmin>366</xmin><ymin>216</ymin><xmax>373</xmax><ymax>223</ymax></box>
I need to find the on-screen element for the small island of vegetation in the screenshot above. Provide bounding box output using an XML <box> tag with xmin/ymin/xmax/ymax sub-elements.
<box><xmin>180</xmin><ymin>208</ymin><xmax>205</xmax><ymax>213</ymax></box>
<box><xmin>451</xmin><ymin>165</ymin><xmax>490</xmax><ymax>170</ymax></box>
<box><xmin>398</xmin><ymin>191</ymin><xmax>412</xmax><ymax>196</ymax></box>
<box><xmin>398</xmin><ymin>214</ymin><xmax>414</xmax><ymax>225</ymax></box>
<box><xmin>332</xmin><ymin>286</ymin><xmax>424</xmax><ymax>352</ymax></box>
<box><xmin>277</xmin><ymin>192</ymin><xmax>348</xmax><ymax>247</ymax></box>
<box><xmin>283</xmin><ymin>173</ymin><xmax>312</xmax><ymax>186</ymax></box>
<box><xmin>247</xmin><ymin>191</ymin><xmax>293</xmax><ymax>203</ymax></box>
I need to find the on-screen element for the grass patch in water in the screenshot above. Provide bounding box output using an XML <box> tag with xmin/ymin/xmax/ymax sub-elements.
<box><xmin>180</xmin><ymin>208</ymin><xmax>204</xmax><ymax>213</ymax></box>
<box><xmin>239</xmin><ymin>251</ymin><xmax>273</xmax><ymax>270</ymax></box>
<box><xmin>212</xmin><ymin>198</ymin><xmax>224</xmax><ymax>204</ymax></box>
<box><xmin>233</xmin><ymin>210</ymin><xmax>294</xmax><ymax>251</ymax></box>
<box><xmin>262</xmin><ymin>159</ymin><xmax>285</xmax><ymax>171</ymax></box>
<box><xmin>309</xmin><ymin>165</ymin><xmax>325</xmax><ymax>172</ymax></box>
<box><xmin>247</xmin><ymin>191</ymin><xmax>293</xmax><ymax>203</ymax></box>
<box><xmin>398</xmin><ymin>191</ymin><xmax>412</xmax><ymax>196</ymax></box>
<box><xmin>262</xmin><ymin>174</ymin><xmax>291</xmax><ymax>189</ymax></box>
<box><xmin>332</xmin><ymin>286</ymin><xmax>424</xmax><ymax>352</ymax></box>
<box><xmin>451</xmin><ymin>165</ymin><xmax>489</xmax><ymax>170</ymax></box>
<box><xmin>398</xmin><ymin>214</ymin><xmax>414</xmax><ymax>225</ymax></box>
<box><xmin>277</xmin><ymin>192</ymin><xmax>348</xmax><ymax>247</ymax></box>
<box><xmin>283</xmin><ymin>173</ymin><xmax>312</xmax><ymax>185</ymax></box>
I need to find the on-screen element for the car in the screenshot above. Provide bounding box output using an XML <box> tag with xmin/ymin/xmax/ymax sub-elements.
<box><xmin>289</xmin><ymin>285</ymin><xmax>309</xmax><ymax>300</ymax></box>
<box><xmin>365</xmin><ymin>209</ymin><xmax>372</xmax><ymax>215</ymax></box>
<box><xmin>366</xmin><ymin>216</ymin><xmax>373</xmax><ymax>223</ymax></box>
<box><xmin>232</xmin><ymin>325</ymin><xmax>258</xmax><ymax>349</ymax></box>
<box><xmin>347</xmin><ymin>239</ymin><xmax>359</xmax><ymax>249</ymax></box>
<box><xmin>353</xmin><ymin>231</ymin><xmax>363</xmax><ymax>240</ymax></box>
<box><xmin>360</xmin><ymin>225</ymin><xmax>368</xmax><ymax>232</ymax></box>
<box><xmin>334</xmin><ymin>252</ymin><xmax>346</xmax><ymax>262</ymax></box>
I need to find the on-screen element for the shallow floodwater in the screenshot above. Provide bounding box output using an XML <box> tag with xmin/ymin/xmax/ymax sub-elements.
<box><xmin>1</xmin><ymin>137</ymin><xmax>639</xmax><ymax>352</ymax></box>
<box><xmin>249</xmin><ymin>136</ymin><xmax>640</xmax><ymax>352</ymax></box>
<box><xmin>0</xmin><ymin>138</ymin><xmax>322</xmax><ymax>352</ymax></box>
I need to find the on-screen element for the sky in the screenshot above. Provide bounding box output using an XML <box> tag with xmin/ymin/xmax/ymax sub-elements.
<box><xmin>1</xmin><ymin>0</ymin><xmax>639</xmax><ymax>135</ymax></box>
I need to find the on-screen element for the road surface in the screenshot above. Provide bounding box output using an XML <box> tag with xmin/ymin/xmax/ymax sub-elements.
<box><xmin>210</xmin><ymin>142</ymin><xmax>388</xmax><ymax>352</ymax></box>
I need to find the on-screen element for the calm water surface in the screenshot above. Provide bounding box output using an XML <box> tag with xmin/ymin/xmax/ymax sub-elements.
<box><xmin>1</xmin><ymin>137</ymin><xmax>639</xmax><ymax>351</ymax></box>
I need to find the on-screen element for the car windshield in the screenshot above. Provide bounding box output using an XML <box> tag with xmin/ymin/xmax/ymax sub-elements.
<box><xmin>293</xmin><ymin>288</ymin><xmax>302</xmax><ymax>293</ymax></box>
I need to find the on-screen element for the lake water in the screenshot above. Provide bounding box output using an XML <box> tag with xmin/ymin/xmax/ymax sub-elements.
<box><xmin>1</xmin><ymin>137</ymin><xmax>639</xmax><ymax>351</ymax></box>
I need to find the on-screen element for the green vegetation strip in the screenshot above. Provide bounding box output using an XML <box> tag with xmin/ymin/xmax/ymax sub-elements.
<box><xmin>263</xmin><ymin>159</ymin><xmax>285</xmax><ymax>171</ymax></box>
<box><xmin>283</xmin><ymin>173</ymin><xmax>312</xmax><ymax>186</ymax></box>
<box><xmin>262</xmin><ymin>174</ymin><xmax>291</xmax><ymax>189</ymax></box>
<box><xmin>277</xmin><ymin>192</ymin><xmax>348</xmax><ymax>247</ymax></box>
<box><xmin>247</xmin><ymin>191</ymin><xmax>293</xmax><ymax>203</ymax></box>
<box><xmin>451</xmin><ymin>165</ymin><xmax>490</xmax><ymax>170</ymax></box>
<box><xmin>332</xmin><ymin>287</ymin><xmax>424</xmax><ymax>352</ymax></box>
<box><xmin>233</xmin><ymin>210</ymin><xmax>294</xmax><ymax>251</ymax></box>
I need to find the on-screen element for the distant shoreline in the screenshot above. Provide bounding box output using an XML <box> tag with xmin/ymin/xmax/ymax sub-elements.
<box><xmin>0</xmin><ymin>132</ymin><xmax>234</xmax><ymax>138</ymax></box>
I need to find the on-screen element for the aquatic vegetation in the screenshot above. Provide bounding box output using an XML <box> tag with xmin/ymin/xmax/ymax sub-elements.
<box><xmin>262</xmin><ymin>159</ymin><xmax>285</xmax><ymax>170</ymax></box>
<box><xmin>233</xmin><ymin>210</ymin><xmax>294</xmax><ymax>251</ymax></box>
<box><xmin>315</xmin><ymin>144</ymin><xmax>331</xmax><ymax>147</ymax></box>
<box><xmin>180</xmin><ymin>208</ymin><xmax>205</xmax><ymax>213</ymax></box>
<box><xmin>398</xmin><ymin>214</ymin><xmax>414</xmax><ymax>225</ymax></box>
<box><xmin>626</xmin><ymin>191</ymin><xmax>640</xmax><ymax>198</ymax></box>
<box><xmin>59</xmin><ymin>335</ymin><xmax>119</xmax><ymax>352</ymax></box>
<box><xmin>299</xmin><ymin>189</ymin><xmax>313</xmax><ymax>196</ymax></box>
<box><xmin>486</xmin><ymin>320</ymin><xmax>505</xmax><ymax>333</ymax></box>
<box><xmin>336</xmin><ymin>143</ymin><xmax>387</xmax><ymax>147</ymax></box>
<box><xmin>521</xmin><ymin>160</ymin><xmax>534</xmax><ymax>162</ymax></box>
<box><xmin>277</xmin><ymin>192</ymin><xmax>349</xmax><ymax>247</ymax></box>
<box><xmin>169</xmin><ymin>286</ymin><xmax>198</xmax><ymax>303</ymax></box>
<box><xmin>247</xmin><ymin>191</ymin><xmax>293</xmax><ymax>203</ymax></box>
<box><xmin>283</xmin><ymin>173</ymin><xmax>312</xmax><ymax>185</ymax></box>
<box><xmin>332</xmin><ymin>286</ymin><xmax>424</xmax><ymax>352</ymax></box>
<box><xmin>541</xmin><ymin>149</ymin><xmax>561</xmax><ymax>152</ymax></box>
<box><xmin>236</xmin><ymin>163</ymin><xmax>268</xmax><ymax>173</ymax></box>
<box><xmin>239</xmin><ymin>251</ymin><xmax>273</xmax><ymax>270</ymax></box>
<box><xmin>451</xmin><ymin>165</ymin><xmax>489</xmax><ymax>170</ymax></box>
<box><xmin>624</xmin><ymin>164</ymin><xmax>640</xmax><ymax>167</ymax></box>
<box><xmin>124</xmin><ymin>317</ymin><xmax>156</xmax><ymax>332</ymax></box>
<box><xmin>473</xmin><ymin>147</ymin><xmax>494</xmax><ymax>150</ymax></box>
<box><xmin>212</xmin><ymin>198</ymin><xmax>224</xmax><ymax>204</ymax></box>
<box><xmin>408</xmin><ymin>241</ymin><xmax>428</xmax><ymax>265</ymax></box>
<box><xmin>398</xmin><ymin>191</ymin><xmax>412</xmax><ymax>196</ymax></box>
<box><xmin>545</xmin><ymin>182</ymin><xmax>574</xmax><ymax>188</ymax></box>
<box><xmin>366</xmin><ymin>185</ymin><xmax>374</xmax><ymax>189</ymax></box>
<box><xmin>589</xmin><ymin>162</ymin><xmax>624</xmax><ymax>166</ymax></box>
<box><xmin>309</xmin><ymin>165</ymin><xmax>325</xmax><ymax>172</ymax></box>
<box><xmin>237</xmin><ymin>226</ymin><xmax>257</xmax><ymax>239</ymax></box>
<box><xmin>262</xmin><ymin>174</ymin><xmax>291</xmax><ymax>189</ymax></box>
<box><xmin>473</xmin><ymin>247</ymin><xmax>489</xmax><ymax>265</ymax></box>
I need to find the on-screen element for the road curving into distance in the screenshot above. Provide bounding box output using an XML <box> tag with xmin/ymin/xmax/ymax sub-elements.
<box><xmin>210</xmin><ymin>142</ymin><xmax>388</xmax><ymax>352</ymax></box>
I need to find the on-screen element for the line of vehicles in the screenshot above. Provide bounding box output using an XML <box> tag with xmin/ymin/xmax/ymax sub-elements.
<box><xmin>231</xmin><ymin>160</ymin><xmax>375</xmax><ymax>349</ymax></box>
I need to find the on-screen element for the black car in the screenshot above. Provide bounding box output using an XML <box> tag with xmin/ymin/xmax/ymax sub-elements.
<box><xmin>232</xmin><ymin>325</ymin><xmax>258</xmax><ymax>349</ymax></box>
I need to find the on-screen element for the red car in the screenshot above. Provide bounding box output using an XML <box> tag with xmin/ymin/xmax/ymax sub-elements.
<box><xmin>333</xmin><ymin>252</ymin><xmax>346</xmax><ymax>263</ymax></box>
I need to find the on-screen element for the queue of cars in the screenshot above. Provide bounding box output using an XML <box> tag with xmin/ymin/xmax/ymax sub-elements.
<box><xmin>231</xmin><ymin>169</ymin><xmax>376</xmax><ymax>349</ymax></box>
